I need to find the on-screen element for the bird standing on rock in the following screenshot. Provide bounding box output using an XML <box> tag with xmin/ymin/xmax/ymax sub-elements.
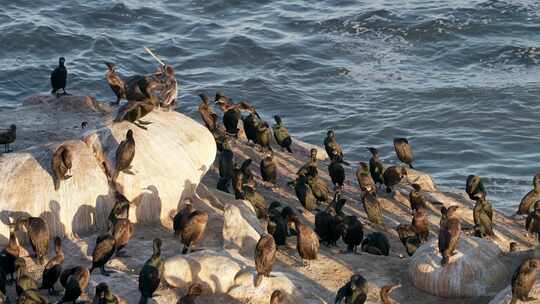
<box><xmin>139</xmin><ymin>238</ymin><xmax>164</xmax><ymax>304</ymax></box>
<box><xmin>526</xmin><ymin>201</ymin><xmax>540</xmax><ymax>241</ymax></box>
<box><xmin>198</xmin><ymin>93</ymin><xmax>219</xmax><ymax>132</ymax></box>
<box><xmin>367</xmin><ymin>147</ymin><xmax>385</xmax><ymax>188</ymax></box>
<box><xmin>292</xmin><ymin>216</ymin><xmax>319</xmax><ymax>267</ymax></box>
<box><xmin>361</xmin><ymin>232</ymin><xmax>390</xmax><ymax>256</ymax></box>
<box><xmin>306</xmin><ymin>166</ymin><xmax>330</xmax><ymax>204</ymax></box>
<box><xmin>324</xmin><ymin>130</ymin><xmax>346</xmax><ymax>163</ymax></box>
<box><xmin>356</xmin><ymin>161</ymin><xmax>376</xmax><ymax>195</ymax></box>
<box><xmin>383</xmin><ymin>166</ymin><xmax>407</xmax><ymax>193</ymax></box>
<box><xmin>232</xmin><ymin>159</ymin><xmax>255</xmax><ymax>199</ymax></box>
<box><xmin>254</xmin><ymin>233</ymin><xmax>277</xmax><ymax>287</ymax></box>
<box><xmin>339</xmin><ymin>215</ymin><xmax>364</xmax><ymax>254</ymax></box>
<box><xmin>380</xmin><ymin>284</ymin><xmax>401</xmax><ymax>304</ymax></box>
<box><xmin>256</xmin><ymin>121</ymin><xmax>273</xmax><ymax>152</ymax></box>
<box><xmin>412</xmin><ymin>208</ymin><xmax>429</xmax><ymax>242</ymax></box>
<box><xmin>0</xmin><ymin>124</ymin><xmax>16</xmax><ymax>153</ymax></box>
<box><xmin>0</xmin><ymin>220</ymin><xmax>20</xmax><ymax>282</ymax></box>
<box><xmin>472</xmin><ymin>191</ymin><xmax>494</xmax><ymax>238</ymax></box>
<box><xmin>329</xmin><ymin>156</ymin><xmax>345</xmax><ymax>190</ymax></box>
<box><xmin>177</xmin><ymin>283</ymin><xmax>203</xmax><ymax>304</ymax></box>
<box><xmin>180</xmin><ymin>209</ymin><xmax>208</xmax><ymax>254</ymax></box>
<box><xmin>335</xmin><ymin>274</ymin><xmax>368</xmax><ymax>304</ymax></box>
<box><xmin>295</xmin><ymin>173</ymin><xmax>317</xmax><ymax>211</ymax></box>
<box><xmin>438</xmin><ymin>206</ymin><xmax>461</xmax><ymax>266</ymax></box>
<box><xmin>15</xmin><ymin>258</ymin><xmax>37</xmax><ymax>296</ymax></box>
<box><xmin>260</xmin><ymin>150</ymin><xmax>278</xmax><ymax>186</ymax></box>
<box><xmin>51</xmin><ymin>57</ymin><xmax>68</xmax><ymax>97</ymax></box>
<box><xmin>15</xmin><ymin>217</ymin><xmax>50</xmax><ymax>265</ymax></box>
<box><xmin>52</xmin><ymin>144</ymin><xmax>73</xmax><ymax>191</ymax></box>
<box><xmin>241</xmin><ymin>184</ymin><xmax>268</xmax><ymax>219</ymax></box>
<box><xmin>273</xmin><ymin>115</ymin><xmax>293</xmax><ymax>153</ymax></box>
<box><xmin>315</xmin><ymin>207</ymin><xmax>341</xmax><ymax>247</ymax></box>
<box><xmin>59</xmin><ymin>266</ymin><xmax>90</xmax><ymax>304</ymax></box>
<box><xmin>465</xmin><ymin>175</ymin><xmax>486</xmax><ymax>201</ymax></box>
<box><xmin>518</xmin><ymin>173</ymin><xmax>540</xmax><ymax>215</ymax></box>
<box><xmin>105</xmin><ymin>63</ymin><xmax>126</xmax><ymax>105</ymax></box>
<box><xmin>217</xmin><ymin>138</ymin><xmax>234</xmax><ymax>193</ymax></box>
<box><xmin>393</xmin><ymin>138</ymin><xmax>414</xmax><ymax>169</ymax></box>
<box><xmin>409</xmin><ymin>184</ymin><xmax>427</xmax><ymax>212</ymax></box>
<box><xmin>243</xmin><ymin>111</ymin><xmax>261</xmax><ymax>145</ymax></box>
<box><xmin>90</xmin><ymin>233</ymin><xmax>116</xmax><ymax>276</ymax></box>
<box><xmin>361</xmin><ymin>192</ymin><xmax>383</xmax><ymax>226</ymax></box>
<box><xmin>396</xmin><ymin>224</ymin><xmax>421</xmax><ymax>256</ymax></box>
<box><xmin>510</xmin><ymin>259</ymin><xmax>540</xmax><ymax>304</ymax></box>
<box><xmin>297</xmin><ymin>148</ymin><xmax>318</xmax><ymax>177</ymax></box>
<box><xmin>114</xmin><ymin>129</ymin><xmax>136</xmax><ymax>181</ymax></box>
<box><xmin>93</xmin><ymin>282</ymin><xmax>119</xmax><ymax>304</ymax></box>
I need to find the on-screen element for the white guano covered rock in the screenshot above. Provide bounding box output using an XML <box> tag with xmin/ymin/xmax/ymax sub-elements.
<box><xmin>408</xmin><ymin>236</ymin><xmax>509</xmax><ymax>298</ymax></box>
<box><xmin>222</xmin><ymin>198</ymin><xmax>265</xmax><ymax>256</ymax></box>
<box><xmin>0</xmin><ymin>95</ymin><xmax>216</xmax><ymax>239</ymax></box>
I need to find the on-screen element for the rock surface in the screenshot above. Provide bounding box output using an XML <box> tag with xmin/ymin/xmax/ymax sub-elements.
<box><xmin>408</xmin><ymin>236</ymin><xmax>509</xmax><ymax>298</ymax></box>
<box><xmin>0</xmin><ymin>94</ymin><xmax>215</xmax><ymax>239</ymax></box>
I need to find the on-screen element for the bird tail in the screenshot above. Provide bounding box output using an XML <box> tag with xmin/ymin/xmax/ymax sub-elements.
<box><xmin>54</xmin><ymin>177</ymin><xmax>60</xmax><ymax>191</ymax></box>
<box><xmin>254</xmin><ymin>273</ymin><xmax>263</xmax><ymax>287</ymax></box>
<box><xmin>182</xmin><ymin>247</ymin><xmax>188</xmax><ymax>254</ymax></box>
<box><xmin>409</xmin><ymin>164</ymin><xmax>414</xmax><ymax>169</ymax></box>
<box><xmin>286</xmin><ymin>145</ymin><xmax>293</xmax><ymax>153</ymax></box>
<box><xmin>138</xmin><ymin>296</ymin><xmax>149</xmax><ymax>304</ymax></box>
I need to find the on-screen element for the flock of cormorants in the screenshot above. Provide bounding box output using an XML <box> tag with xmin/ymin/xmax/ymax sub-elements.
<box><xmin>1</xmin><ymin>57</ymin><xmax>540</xmax><ymax>304</ymax></box>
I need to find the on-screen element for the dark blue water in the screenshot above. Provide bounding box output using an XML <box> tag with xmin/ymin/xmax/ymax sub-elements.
<box><xmin>1</xmin><ymin>0</ymin><xmax>540</xmax><ymax>214</ymax></box>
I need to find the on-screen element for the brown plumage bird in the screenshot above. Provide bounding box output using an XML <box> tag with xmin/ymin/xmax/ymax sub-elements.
<box><xmin>198</xmin><ymin>93</ymin><xmax>218</xmax><ymax>132</ymax></box>
<box><xmin>90</xmin><ymin>233</ymin><xmax>116</xmax><ymax>276</ymax></box>
<box><xmin>59</xmin><ymin>266</ymin><xmax>90</xmax><ymax>304</ymax></box>
<box><xmin>412</xmin><ymin>208</ymin><xmax>429</xmax><ymax>242</ymax></box>
<box><xmin>105</xmin><ymin>63</ymin><xmax>126</xmax><ymax>105</ymax></box>
<box><xmin>93</xmin><ymin>282</ymin><xmax>120</xmax><ymax>304</ymax></box>
<box><xmin>510</xmin><ymin>259</ymin><xmax>540</xmax><ymax>304</ymax></box>
<box><xmin>356</xmin><ymin>161</ymin><xmax>376</xmax><ymax>194</ymax></box>
<box><xmin>393</xmin><ymin>138</ymin><xmax>414</xmax><ymax>169</ymax></box>
<box><xmin>292</xmin><ymin>216</ymin><xmax>319</xmax><ymax>267</ymax></box>
<box><xmin>15</xmin><ymin>217</ymin><xmax>50</xmax><ymax>265</ymax></box>
<box><xmin>465</xmin><ymin>175</ymin><xmax>486</xmax><ymax>201</ymax></box>
<box><xmin>329</xmin><ymin>156</ymin><xmax>345</xmax><ymax>189</ymax></box>
<box><xmin>114</xmin><ymin>99</ymin><xmax>156</xmax><ymax>130</ymax></box>
<box><xmin>324</xmin><ymin>130</ymin><xmax>345</xmax><ymax>162</ymax></box>
<box><xmin>270</xmin><ymin>290</ymin><xmax>285</xmax><ymax>304</ymax></box>
<box><xmin>383</xmin><ymin>166</ymin><xmax>407</xmax><ymax>193</ymax></box>
<box><xmin>260</xmin><ymin>150</ymin><xmax>278</xmax><ymax>186</ymax></box>
<box><xmin>396</xmin><ymin>224</ymin><xmax>421</xmax><ymax>256</ymax></box>
<box><xmin>177</xmin><ymin>283</ymin><xmax>203</xmax><ymax>304</ymax></box>
<box><xmin>112</xmin><ymin>218</ymin><xmax>134</xmax><ymax>256</ymax></box>
<box><xmin>0</xmin><ymin>124</ymin><xmax>16</xmax><ymax>153</ymax></box>
<box><xmin>0</xmin><ymin>220</ymin><xmax>20</xmax><ymax>282</ymax></box>
<box><xmin>438</xmin><ymin>206</ymin><xmax>461</xmax><ymax>266</ymax></box>
<box><xmin>173</xmin><ymin>203</ymin><xmax>194</xmax><ymax>238</ymax></box>
<box><xmin>181</xmin><ymin>210</ymin><xmax>208</xmax><ymax>254</ymax></box>
<box><xmin>114</xmin><ymin>129</ymin><xmax>135</xmax><ymax>181</ymax></box>
<box><xmin>409</xmin><ymin>184</ymin><xmax>427</xmax><ymax>212</ymax></box>
<box><xmin>40</xmin><ymin>237</ymin><xmax>64</xmax><ymax>295</ymax></box>
<box><xmin>15</xmin><ymin>258</ymin><xmax>37</xmax><ymax>296</ymax></box>
<box><xmin>518</xmin><ymin>173</ymin><xmax>540</xmax><ymax>215</ymax></box>
<box><xmin>52</xmin><ymin>145</ymin><xmax>73</xmax><ymax>191</ymax></box>
<box><xmin>526</xmin><ymin>201</ymin><xmax>540</xmax><ymax>241</ymax></box>
<box><xmin>361</xmin><ymin>192</ymin><xmax>384</xmax><ymax>225</ymax></box>
<box><xmin>254</xmin><ymin>234</ymin><xmax>277</xmax><ymax>287</ymax></box>
<box><xmin>380</xmin><ymin>283</ymin><xmax>401</xmax><ymax>304</ymax></box>
<box><xmin>109</xmin><ymin>191</ymin><xmax>132</xmax><ymax>224</ymax></box>
<box><xmin>472</xmin><ymin>191</ymin><xmax>494</xmax><ymax>238</ymax></box>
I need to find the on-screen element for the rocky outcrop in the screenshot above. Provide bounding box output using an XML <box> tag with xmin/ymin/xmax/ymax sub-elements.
<box><xmin>0</xmin><ymin>94</ymin><xmax>216</xmax><ymax>239</ymax></box>
<box><xmin>408</xmin><ymin>237</ymin><xmax>509</xmax><ymax>298</ymax></box>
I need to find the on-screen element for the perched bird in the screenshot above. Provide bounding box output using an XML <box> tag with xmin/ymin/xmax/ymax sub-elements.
<box><xmin>324</xmin><ymin>130</ymin><xmax>344</xmax><ymax>162</ymax></box>
<box><xmin>273</xmin><ymin>115</ymin><xmax>293</xmax><ymax>153</ymax></box>
<box><xmin>105</xmin><ymin>63</ymin><xmax>126</xmax><ymax>105</ymax></box>
<box><xmin>329</xmin><ymin>156</ymin><xmax>345</xmax><ymax>189</ymax></box>
<box><xmin>306</xmin><ymin>166</ymin><xmax>330</xmax><ymax>203</ymax></box>
<box><xmin>292</xmin><ymin>216</ymin><xmax>319</xmax><ymax>267</ymax></box>
<box><xmin>177</xmin><ymin>283</ymin><xmax>203</xmax><ymax>304</ymax></box>
<box><xmin>396</xmin><ymin>224</ymin><xmax>421</xmax><ymax>256</ymax></box>
<box><xmin>173</xmin><ymin>203</ymin><xmax>194</xmax><ymax>239</ymax></box>
<box><xmin>241</xmin><ymin>184</ymin><xmax>268</xmax><ymax>219</ymax></box>
<box><xmin>380</xmin><ymin>284</ymin><xmax>401</xmax><ymax>304</ymax></box>
<box><xmin>81</xmin><ymin>121</ymin><xmax>88</xmax><ymax>129</ymax></box>
<box><xmin>393</xmin><ymin>138</ymin><xmax>414</xmax><ymax>169</ymax></box>
<box><xmin>114</xmin><ymin>129</ymin><xmax>136</xmax><ymax>180</ymax></box>
<box><xmin>361</xmin><ymin>192</ymin><xmax>384</xmax><ymax>225</ymax></box>
<box><xmin>198</xmin><ymin>93</ymin><xmax>219</xmax><ymax>132</ymax></box>
<box><xmin>15</xmin><ymin>258</ymin><xmax>37</xmax><ymax>296</ymax></box>
<box><xmin>180</xmin><ymin>210</ymin><xmax>208</xmax><ymax>254</ymax></box>
<box><xmin>295</xmin><ymin>174</ymin><xmax>317</xmax><ymax>211</ymax></box>
<box><xmin>412</xmin><ymin>208</ymin><xmax>429</xmax><ymax>242</ymax></box>
<box><xmin>108</xmin><ymin>191</ymin><xmax>132</xmax><ymax>224</ymax></box>
<box><xmin>526</xmin><ymin>201</ymin><xmax>540</xmax><ymax>241</ymax></box>
<box><xmin>267</xmin><ymin>204</ymin><xmax>288</xmax><ymax>247</ymax></box>
<box><xmin>90</xmin><ymin>233</ymin><xmax>116</xmax><ymax>276</ymax></box>
<box><xmin>242</xmin><ymin>112</ymin><xmax>261</xmax><ymax>145</ymax></box>
<box><xmin>254</xmin><ymin>234</ymin><xmax>277</xmax><ymax>287</ymax></box>
<box><xmin>339</xmin><ymin>215</ymin><xmax>364</xmax><ymax>254</ymax></box>
<box><xmin>356</xmin><ymin>162</ymin><xmax>376</xmax><ymax>194</ymax></box>
<box><xmin>15</xmin><ymin>217</ymin><xmax>50</xmax><ymax>265</ymax></box>
<box><xmin>297</xmin><ymin>148</ymin><xmax>319</xmax><ymax>177</ymax></box>
<box><xmin>329</xmin><ymin>190</ymin><xmax>347</xmax><ymax>216</ymax></box>
<box><xmin>256</xmin><ymin>122</ymin><xmax>273</xmax><ymax>152</ymax></box>
<box><xmin>139</xmin><ymin>239</ymin><xmax>164</xmax><ymax>304</ymax></box>
<box><xmin>510</xmin><ymin>259</ymin><xmax>540</xmax><ymax>304</ymax></box>
<box><xmin>465</xmin><ymin>175</ymin><xmax>486</xmax><ymax>201</ymax></box>
<box><xmin>472</xmin><ymin>192</ymin><xmax>494</xmax><ymax>238</ymax></box>
<box><xmin>409</xmin><ymin>184</ymin><xmax>427</xmax><ymax>212</ymax></box>
<box><xmin>260</xmin><ymin>150</ymin><xmax>278</xmax><ymax>186</ymax></box>
<box><xmin>335</xmin><ymin>274</ymin><xmax>368</xmax><ymax>304</ymax></box>
<box><xmin>383</xmin><ymin>166</ymin><xmax>407</xmax><ymax>193</ymax></box>
<box><xmin>114</xmin><ymin>100</ymin><xmax>156</xmax><ymax>130</ymax></box>
<box><xmin>518</xmin><ymin>173</ymin><xmax>540</xmax><ymax>215</ymax></box>
<box><xmin>93</xmin><ymin>282</ymin><xmax>119</xmax><ymax>304</ymax></box>
<box><xmin>0</xmin><ymin>220</ymin><xmax>20</xmax><ymax>282</ymax></box>
<box><xmin>59</xmin><ymin>267</ymin><xmax>90</xmax><ymax>304</ymax></box>
<box><xmin>438</xmin><ymin>206</ymin><xmax>461</xmax><ymax>266</ymax></box>
<box><xmin>50</xmin><ymin>57</ymin><xmax>68</xmax><ymax>96</ymax></box>
<box><xmin>315</xmin><ymin>207</ymin><xmax>341</xmax><ymax>247</ymax></box>
<box><xmin>367</xmin><ymin>147</ymin><xmax>385</xmax><ymax>188</ymax></box>
<box><xmin>270</xmin><ymin>290</ymin><xmax>285</xmax><ymax>304</ymax></box>
<box><xmin>232</xmin><ymin>159</ymin><xmax>254</xmax><ymax>199</ymax></box>
<box><xmin>111</xmin><ymin>217</ymin><xmax>134</xmax><ymax>256</ymax></box>
<box><xmin>40</xmin><ymin>237</ymin><xmax>64</xmax><ymax>295</ymax></box>
<box><xmin>51</xmin><ymin>145</ymin><xmax>73</xmax><ymax>191</ymax></box>
<box><xmin>215</xmin><ymin>92</ymin><xmax>254</xmax><ymax>137</ymax></box>
<box><xmin>0</xmin><ymin>124</ymin><xmax>16</xmax><ymax>153</ymax></box>
<box><xmin>361</xmin><ymin>232</ymin><xmax>390</xmax><ymax>256</ymax></box>
<box><xmin>217</xmin><ymin>138</ymin><xmax>234</xmax><ymax>193</ymax></box>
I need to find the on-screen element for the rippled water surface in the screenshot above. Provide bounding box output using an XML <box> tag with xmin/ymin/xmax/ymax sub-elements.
<box><xmin>1</xmin><ymin>0</ymin><xmax>540</xmax><ymax>213</ymax></box>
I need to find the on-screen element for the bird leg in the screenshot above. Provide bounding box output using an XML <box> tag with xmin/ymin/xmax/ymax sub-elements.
<box><xmin>133</xmin><ymin>122</ymin><xmax>148</xmax><ymax>130</ymax></box>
